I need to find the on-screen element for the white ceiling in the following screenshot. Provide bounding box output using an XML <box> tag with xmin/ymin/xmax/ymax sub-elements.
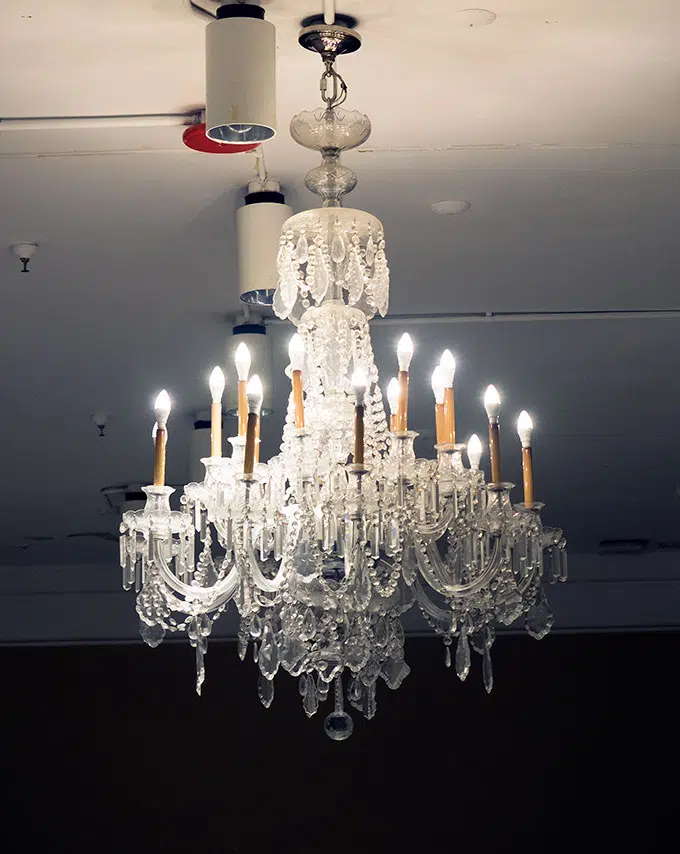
<box><xmin>0</xmin><ymin>0</ymin><xmax>679</xmax><ymax>637</ymax></box>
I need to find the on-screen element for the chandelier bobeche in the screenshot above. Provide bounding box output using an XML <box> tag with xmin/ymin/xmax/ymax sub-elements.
<box><xmin>120</xmin><ymin>19</ymin><xmax>567</xmax><ymax>739</ymax></box>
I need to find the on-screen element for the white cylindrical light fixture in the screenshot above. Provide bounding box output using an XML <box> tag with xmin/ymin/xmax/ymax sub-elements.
<box><xmin>205</xmin><ymin>4</ymin><xmax>276</xmax><ymax>144</ymax></box>
<box><xmin>237</xmin><ymin>183</ymin><xmax>293</xmax><ymax>305</ymax></box>
<box><xmin>224</xmin><ymin>321</ymin><xmax>272</xmax><ymax>418</ymax></box>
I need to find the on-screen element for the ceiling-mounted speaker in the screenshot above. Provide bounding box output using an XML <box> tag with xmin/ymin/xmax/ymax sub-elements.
<box><xmin>205</xmin><ymin>4</ymin><xmax>276</xmax><ymax>144</ymax></box>
<box><xmin>237</xmin><ymin>183</ymin><xmax>292</xmax><ymax>305</ymax></box>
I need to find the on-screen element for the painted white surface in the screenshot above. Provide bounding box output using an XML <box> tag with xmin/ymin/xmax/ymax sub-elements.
<box><xmin>0</xmin><ymin>1</ymin><xmax>678</xmax><ymax>637</ymax></box>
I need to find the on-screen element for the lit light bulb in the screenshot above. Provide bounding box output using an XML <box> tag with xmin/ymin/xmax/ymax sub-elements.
<box><xmin>439</xmin><ymin>349</ymin><xmax>456</xmax><ymax>387</ymax></box>
<box><xmin>397</xmin><ymin>333</ymin><xmax>414</xmax><ymax>371</ymax></box>
<box><xmin>483</xmin><ymin>385</ymin><xmax>501</xmax><ymax>422</ymax></box>
<box><xmin>467</xmin><ymin>433</ymin><xmax>483</xmax><ymax>470</ymax></box>
<box><xmin>246</xmin><ymin>374</ymin><xmax>263</xmax><ymax>414</ymax></box>
<box><xmin>288</xmin><ymin>334</ymin><xmax>305</xmax><ymax>372</ymax></box>
<box><xmin>209</xmin><ymin>366</ymin><xmax>225</xmax><ymax>403</ymax></box>
<box><xmin>386</xmin><ymin>377</ymin><xmax>399</xmax><ymax>415</ymax></box>
<box><xmin>517</xmin><ymin>410</ymin><xmax>534</xmax><ymax>447</ymax></box>
<box><xmin>351</xmin><ymin>368</ymin><xmax>368</xmax><ymax>404</ymax></box>
<box><xmin>234</xmin><ymin>342</ymin><xmax>251</xmax><ymax>381</ymax></box>
<box><xmin>431</xmin><ymin>366</ymin><xmax>445</xmax><ymax>404</ymax></box>
<box><xmin>154</xmin><ymin>390</ymin><xmax>171</xmax><ymax>428</ymax></box>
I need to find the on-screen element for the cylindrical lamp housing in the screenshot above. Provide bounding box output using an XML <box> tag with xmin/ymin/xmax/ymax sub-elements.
<box><xmin>224</xmin><ymin>322</ymin><xmax>273</xmax><ymax>418</ymax></box>
<box><xmin>237</xmin><ymin>189</ymin><xmax>293</xmax><ymax>305</ymax></box>
<box><xmin>189</xmin><ymin>414</ymin><xmax>212</xmax><ymax>484</ymax></box>
<box><xmin>206</xmin><ymin>5</ymin><xmax>276</xmax><ymax>144</ymax></box>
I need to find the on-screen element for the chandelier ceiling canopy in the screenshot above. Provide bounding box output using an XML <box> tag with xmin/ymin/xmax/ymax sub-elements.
<box><xmin>120</xmin><ymin>8</ymin><xmax>567</xmax><ymax>740</ymax></box>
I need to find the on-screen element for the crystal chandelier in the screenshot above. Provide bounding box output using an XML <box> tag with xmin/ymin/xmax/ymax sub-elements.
<box><xmin>119</xmin><ymin>17</ymin><xmax>567</xmax><ymax>740</ymax></box>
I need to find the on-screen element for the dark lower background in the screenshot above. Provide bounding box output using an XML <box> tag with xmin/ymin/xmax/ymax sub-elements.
<box><xmin>1</xmin><ymin>633</ymin><xmax>676</xmax><ymax>853</ymax></box>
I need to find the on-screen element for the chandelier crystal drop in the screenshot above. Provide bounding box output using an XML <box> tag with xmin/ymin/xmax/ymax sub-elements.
<box><xmin>119</xmin><ymin>21</ymin><xmax>567</xmax><ymax>739</ymax></box>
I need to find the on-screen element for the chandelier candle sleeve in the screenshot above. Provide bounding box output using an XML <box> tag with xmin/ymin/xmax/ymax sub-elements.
<box><xmin>386</xmin><ymin>378</ymin><xmax>399</xmax><ymax>432</ymax></box>
<box><xmin>440</xmin><ymin>349</ymin><xmax>456</xmax><ymax>444</ymax></box>
<box><xmin>431</xmin><ymin>366</ymin><xmax>446</xmax><ymax>445</ymax></box>
<box><xmin>484</xmin><ymin>385</ymin><xmax>502</xmax><ymax>484</ymax></box>
<box><xmin>351</xmin><ymin>368</ymin><xmax>368</xmax><ymax>466</ymax></box>
<box><xmin>244</xmin><ymin>374</ymin><xmax>263</xmax><ymax>476</ymax></box>
<box><xmin>467</xmin><ymin>433</ymin><xmax>483</xmax><ymax>470</ymax></box>
<box><xmin>209</xmin><ymin>366</ymin><xmax>225</xmax><ymax>458</ymax></box>
<box><xmin>235</xmin><ymin>343</ymin><xmax>251</xmax><ymax>438</ymax></box>
<box><xmin>396</xmin><ymin>334</ymin><xmax>413</xmax><ymax>432</ymax></box>
<box><xmin>517</xmin><ymin>410</ymin><xmax>534</xmax><ymax>507</ymax></box>
<box><xmin>289</xmin><ymin>334</ymin><xmax>306</xmax><ymax>430</ymax></box>
<box><xmin>152</xmin><ymin>390</ymin><xmax>171</xmax><ymax>486</ymax></box>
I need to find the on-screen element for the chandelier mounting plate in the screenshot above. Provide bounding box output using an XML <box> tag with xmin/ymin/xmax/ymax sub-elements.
<box><xmin>298</xmin><ymin>22</ymin><xmax>361</xmax><ymax>59</ymax></box>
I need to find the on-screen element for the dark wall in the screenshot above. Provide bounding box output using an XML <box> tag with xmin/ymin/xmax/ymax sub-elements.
<box><xmin>1</xmin><ymin>633</ymin><xmax>676</xmax><ymax>853</ymax></box>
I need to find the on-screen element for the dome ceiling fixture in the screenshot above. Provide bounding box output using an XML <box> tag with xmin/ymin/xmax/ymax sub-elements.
<box><xmin>119</xmin><ymin>5</ymin><xmax>567</xmax><ymax>739</ymax></box>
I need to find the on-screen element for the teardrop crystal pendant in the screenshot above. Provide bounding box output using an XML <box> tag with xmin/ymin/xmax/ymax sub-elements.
<box><xmin>311</xmin><ymin>257</ymin><xmax>329</xmax><ymax>302</ymax></box>
<box><xmin>258</xmin><ymin>672</ymin><xmax>275</xmax><ymax>708</ymax></box>
<box><xmin>526</xmin><ymin>588</ymin><xmax>554</xmax><ymax>639</ymax></box>
<box><xmin>294</xmin><ymin>233</ymin><xmax>309</xmax><ymax>264</ymax></box>
<box><xmin>482</xmin><ymin>646</ymin><xmax>493</xmax><ymax>694</ymax></box>
<box><xmin>365</xmin><ymin>234</ymin><xmax>375</xmax><ymax>267</ymax></box>
<box><xmin>347</xmin><ymin>251</ymin><xmax>364</xmax><ymax>304</ymax></box>
<box><xmin>303</xmin><ymin>678</ymin><xmax>319</xmax><ymax>717</ymax></box>
<box><xmin>140</xmin><ymin>621</ymin><xmax>165</xmax><ymax>648</ymax></box>
<box><xmin>195</xmin><ymin>644</ymin><xmax>206</xmax><ymax>696</ymax></box>
<box><xmin>331</xmin><ymin>230</ymin><xmax>346</xmax><ymax>263</ymax></box>
<box><xmin>455</xmin><ymin>630</ymin><xmax>471</xmax><ymax>681</ymax></box>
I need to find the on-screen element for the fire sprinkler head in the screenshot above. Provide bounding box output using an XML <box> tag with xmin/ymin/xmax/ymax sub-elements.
<box><xmin>12</xmin><ymin>242</ymin><xmax>38</xmax><ymax>273</ymax></box>
<box><xmin>91</xmin><ymin>412</ymin><xmax>109</xmax><ymax>437</ymax></box>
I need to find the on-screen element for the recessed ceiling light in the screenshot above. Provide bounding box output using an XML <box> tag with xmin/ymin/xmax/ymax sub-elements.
<box><xmin>430</xmin><ymin>200</ymin><xmax>471</xmax><ymax>215</ymax></box>
<box><xmin>453</xmin><ymin>9</ymin><xmax>497</xmax><ymax>28</ymax></box>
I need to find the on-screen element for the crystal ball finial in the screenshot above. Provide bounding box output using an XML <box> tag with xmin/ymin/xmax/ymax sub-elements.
<box><xmin>324</xmin><ymin>710</ymin><xmax>355</xmax><ymax>741</ymax></box>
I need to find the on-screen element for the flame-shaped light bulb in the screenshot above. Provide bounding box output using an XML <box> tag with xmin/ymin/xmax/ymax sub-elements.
<box><xmin>467</xmin><ymin>433</ymin><xmax>483</xmax><ymax>470</ymax></box>
<box><xmin>209</xmin><ymin>366</ymin><xmax>225</xmax><ymax>403</ymax></box>
<box><xmin>386</xmin><ymin>378</ymin><xmax>399</xmax><ymax>415</ymax></box>
<box><xmin>517</xmin><ymin>410</ymin><xmax>534</xmax><ymax>447</ymax></box>
<box><xmin>246</xmin><ymin>374</ymin><xmax>263</xmax><ymax>415</ymax></box>
<box><xmin>288</xmin><ymin>334</ymin><xmax>305</xmax><ymax>372</ymax></box>
<box><xmin>351</xmin><ymin>368</ymin><xmax>368</xmax><ymax>405</ymax></box>
<box><xmin>397</xmin><ymin>333</ymin><xmax>414</xmax><ymax>371</ymax></box>
<box><xmin>234</xmin><ymin>342</ymin><xmax>251</xmax><ymax>382</ymax></box>
<box><xmin>483</xmin><ymin>385</ymin><xmax>501</xmax><ymax>422</ymax></box>
<box><xmin>431</xmin><ymin>366</ymin><xmax>446</xmax><ymax>404</ymax></box>
<box><xmin>154</xmin><ymin>390</ymin><xmax>171</xmax><ymax>428</ymax></box>
<box><xmin>439</xmin><ymin>349</ymin><xmax>456</xmax><ymax>387</ymax></box>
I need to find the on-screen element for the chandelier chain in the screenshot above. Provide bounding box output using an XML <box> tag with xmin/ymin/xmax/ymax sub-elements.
<box><xmin>320</xmin><ymin>59</ymin><xmax>348</xmax><ymax>109</ymax></box>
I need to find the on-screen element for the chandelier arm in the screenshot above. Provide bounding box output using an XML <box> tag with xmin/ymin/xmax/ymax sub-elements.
<box><xmin>516</xmin><ymin>562</ymin><xmax>541</xmax><ymax>596</ymax></box>
<box><xmin>413</xmin><ymin>579</ymin><xmax>454</xmax><ymax>633</ymax></box>
<box><xmin>152</xmin><ymin>542</ymin><xmax>239</xmax><ymax>603</ymax></box>
<box><xmin>414</xmin><ymin>537</ymin><xmax>503</xmax><ymax>598</ymax></box>
<box><xmin>246</xmin><ymin>546</ymin><xmax>288</xmax><ymax>592</ymax></box>
<box><xmin>413</xmin><ymin>501</ymin><xmax>457</xmax><ymax>538</ymax></box>
<box><xmin>160</xmin><ymin>579</ymin><xmax>237</xmax><ymax>616</ymax></box>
